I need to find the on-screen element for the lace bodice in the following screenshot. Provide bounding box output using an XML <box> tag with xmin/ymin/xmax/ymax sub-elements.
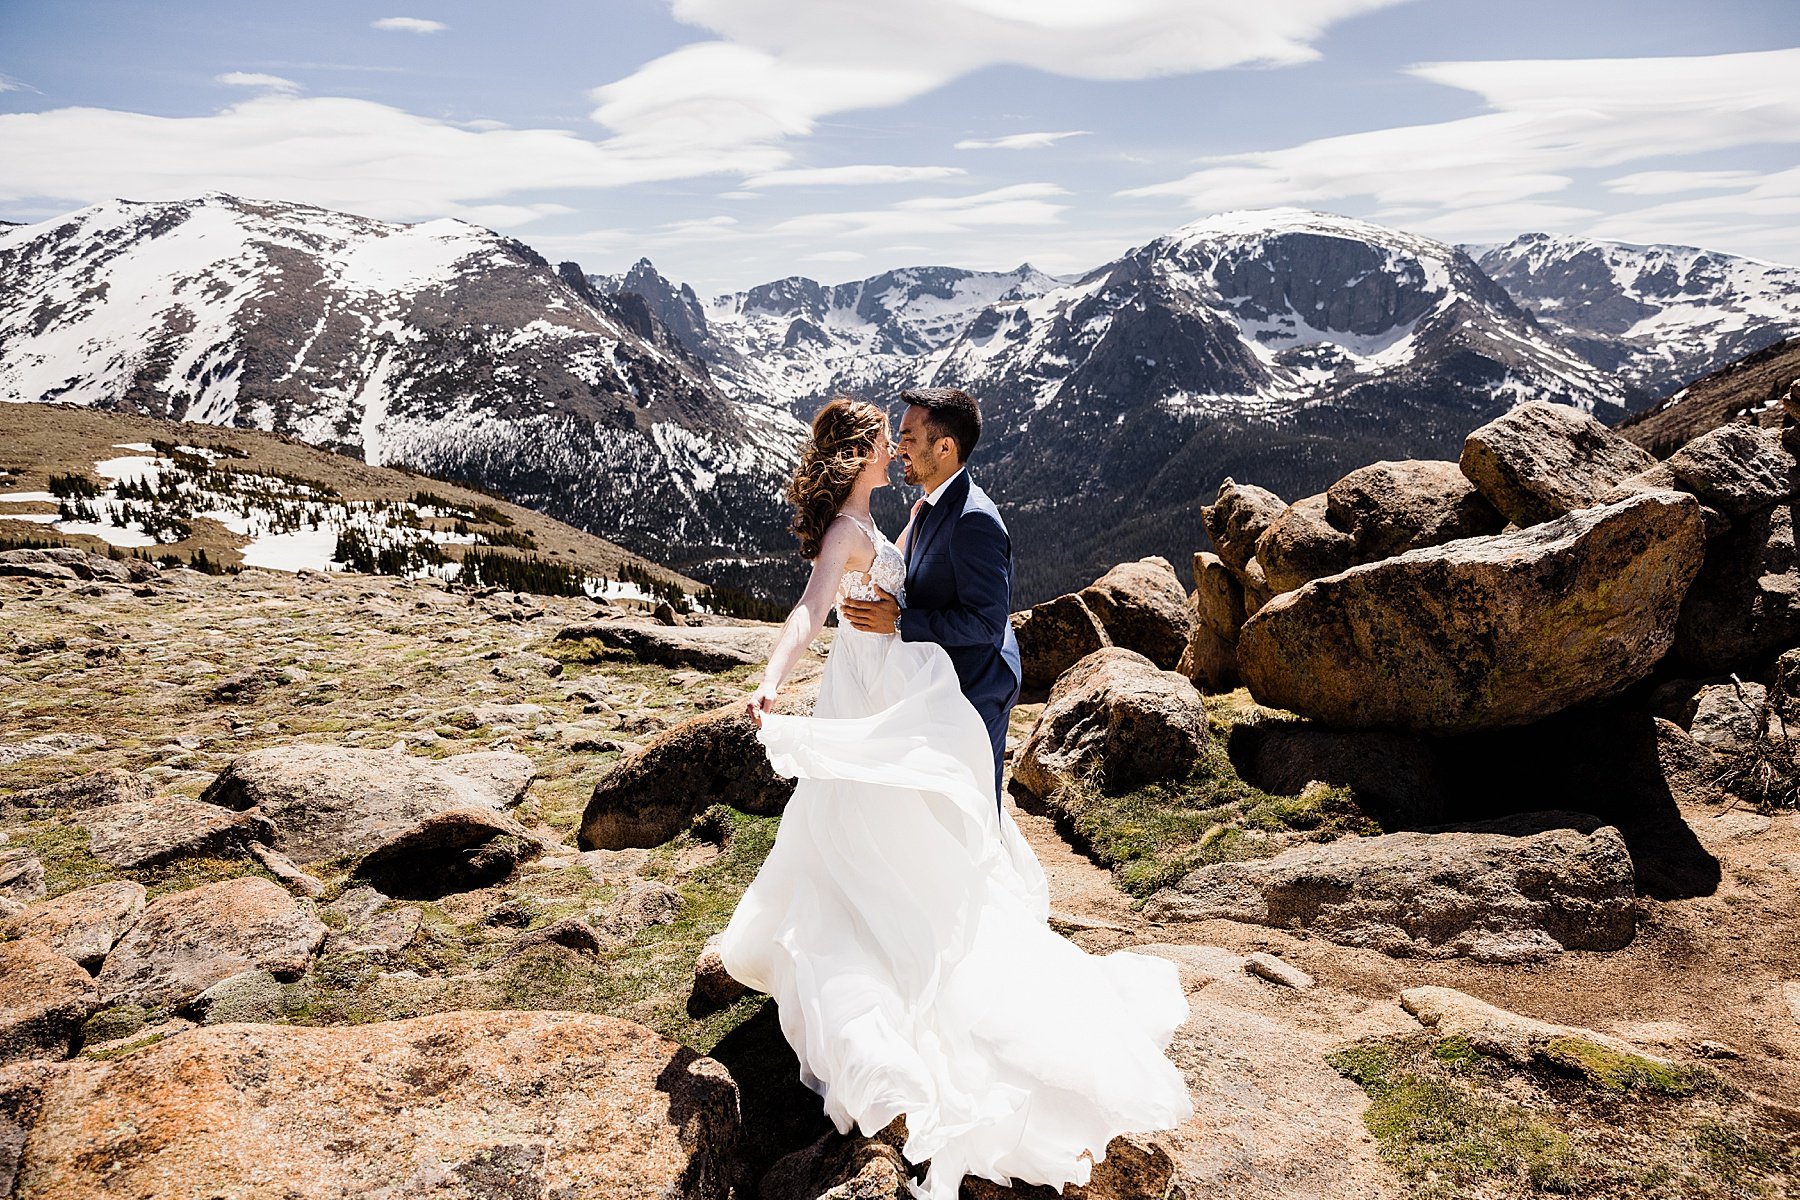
<box><xmin>834</xmin><ymin>513</ymin><xmax>906</xmax><ymax>610</ymax></box>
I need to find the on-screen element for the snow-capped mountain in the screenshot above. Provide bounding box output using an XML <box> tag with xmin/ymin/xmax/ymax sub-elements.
<box><xmin>1474</xmin><ymin>233</ymin><xmax>1800</xmax><ymax>399</ymax></box>
<box><xmin>0</xmin><ymin>195</ymin><xmax>806</xmax><ymax>584</ymax></box>
<box><xmin>595</xmin><ymin>260</ymin><xmax>1067</xmax><ymax>413</ymax></box>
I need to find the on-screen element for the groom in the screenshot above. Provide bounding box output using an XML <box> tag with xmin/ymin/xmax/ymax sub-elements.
<box><xmin>840</xmin><ymin>386</ymin><xmax>1022</xmax><ymax>810</ymax></box>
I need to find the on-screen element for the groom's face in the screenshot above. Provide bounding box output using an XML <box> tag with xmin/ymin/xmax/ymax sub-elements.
<box><xmin>897</xmin><ymin>404</ymin><xmax>956</xmax><ymax>489</ymax></box>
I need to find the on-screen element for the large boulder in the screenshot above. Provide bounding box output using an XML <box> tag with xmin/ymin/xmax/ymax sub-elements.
<box><xmin>8</xmin><ymin>880</ymin><xmax>146</xmax><ymax>970</ymax></box>
<box><xmin>1254</xmin><ymin>495</ymin><xmax>1354</xmax><ymax>595</ymax></box>
<box><xmin>1143</xmin><ymin>812</ymin><xmax>1636</xmax><ymax>963</ymax></box>
<box><xmin>0</xmin><ymin>547</ymin><xmax>141</xmax><ymax>584</ymax></box>
<box><xmin>1010</xmin><ymin>592</ymin><xmax>1111</xmax><ymax>690</ymax></box>
<box><xmin>1459</xmin><ymin>400</ymin><xmax>1659</xmax><ymax>526</ymax></box>
<box><xmin>580</xmin><ymin>688</ymin><xmax>815</xmax><ymax>850</ymax></box>
<box><xmin>0</xmin><ymin>1011</ymin><xmax>740</xmax><ymax>1200</ymax></box>
<box><xmin>554</xmin><ymin>621</ymin><xmax>779</xmax><ymax>671</ymax></box>
<box><xmin>1178</xmin><ymin>552</ymin><xmax>1245</xmax><ymax>691</ymax></box>
<box><xmin>0</xmin><ymin>937</ymin><xmax>97</xmax><ymax>1062</ymax></box>
<box><xmin>1665</xmin><ymin>423</ymin><xmax>1796</xmax><ymax>519</ymax></box>
<box><xmin>351</xmin><ymin>808</ymin><xmax>542</xmax><ymax>900</ymax></box>
<box><xmin>1245</xmin><ymin>725</ymin><xmax>1444</xmax><ymax>827</ymax></box>
<box><xmin>1324</xmin><ymin>459</ymin><xmax>1505</xmax><ymax>562</ymax></box>
<box><xmin>200</xmin><ymin>746</ymin><xmax>534</xmax><ymax>864</ymax></box>
<box><xmin>1200</xmin><ymin>479</ymin><xmax>1286</xmax><ymax>572</ymax></box>
<box><xmin>94</xmin><ymin>877</ymin><xmax>327</xmax><ymax>1009</ymax></box>
<box><xmin>1675</xmin><ymin>501</ymin><xmax>1800</xmax><ymax>671</ymax></box>
<box><xmin>75</xmin><ymin>799</ymin><xmax>275</xmax><ymax>870</ymax></box>
<box><xmin>1077</xmin><ymin>557</ymin><xmax>1195</xmax><ymax>671</ymax></box>
<box><xmin>1237</xmin><ymin>491</ymin><xmax>1706</xmax><ymax>733</ymax></box>
<box><xmin>1012</xmin><ymin>647</ymin><xmax>1210</xmax><ymax>801</ymax></box>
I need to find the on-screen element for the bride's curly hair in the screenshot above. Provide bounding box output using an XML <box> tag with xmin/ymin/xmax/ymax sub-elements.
<box><xmin>788</xmin><ymin>395</ymin><xmax>888</xmax><ymax>559</ymax></box>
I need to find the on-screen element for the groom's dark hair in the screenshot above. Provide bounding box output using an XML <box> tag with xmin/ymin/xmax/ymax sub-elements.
<box><xmin>900</xmin><ymin>387</ymin><xmax>981</xmax><ymax>463</ymax></box>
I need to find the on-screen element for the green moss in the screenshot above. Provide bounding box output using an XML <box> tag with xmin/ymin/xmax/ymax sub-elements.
<box><xmin>1325</xmin><ymin>1042</ymin><xmax>1395</xmax><ymax>1090</ymax></box>
<box><xmin>1538</xmin><ymin>1037</ymin><xmax>1702</xmax><ymax>1097</ymax></box>
<box><xmin>80</xmin><ymin>1004</ymin><xmax>148</xmax><ymax>1046</ymax></box>
<box><xmin>1061</xmin><ymin>738</ymin><xmax>1375</xmax><ymax>897</ymax></box>
<box><xmin>5</xmin><ymin>819</ymin><xmax>117</xmax><ymax>897</ymax></box>
<box><xmin>1691</xmin><ymin>1120</ymin><xmax>1783</xmax><ymax>1193</ymax></box>
<box><xmin>81</xmin><ymin>1031</ymin><xmax>169</xmax><ymax>1060</ymax></box>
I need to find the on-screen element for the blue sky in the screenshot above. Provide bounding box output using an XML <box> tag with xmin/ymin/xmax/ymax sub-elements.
<box><xmin>2</xmin><ymin>0</ymin><xmax>1796</xmax><ymax>294</ymax></box>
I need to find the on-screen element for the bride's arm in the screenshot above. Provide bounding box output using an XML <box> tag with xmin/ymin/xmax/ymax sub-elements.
<box><xmin>744</xmin><ymin>522</ymin><xmax>856</xmax><ymax>722</ymax></box>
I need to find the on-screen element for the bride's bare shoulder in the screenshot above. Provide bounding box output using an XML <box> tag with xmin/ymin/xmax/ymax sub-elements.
<box><xmin>822</xmin><ymin>513</ymin><xmax>876</xmax><ymax>571</ymax></box>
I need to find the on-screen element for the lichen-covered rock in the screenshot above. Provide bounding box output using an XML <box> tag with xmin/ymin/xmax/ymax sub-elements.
<box><xmin>1666</xmin><ymin>423</ymin><xmax>1796</xmax><ymax>519</ymax></box>
<box><xmin>1238</xmin><ymin>491</ymin><xmax>1705</xmax><ymax>733</ymax></box>
<box><xmin>554</xmin><ymin>621</ymin><xmax>777</xmax><ymax>671</ymax></box>
<box><xmin>0</xmin><ymin>849</ymin><xmax>44</xmax><ymax>902</ymax></box>
<box><xmin>1011</xmin><ymin>592</ymin><xmax>1111</xmax><ymax>690</ymax></box>
<box><xmin>94</xmin><ymin>877</ymin><xmax>327</xmax><ymax>1009</ymax></box>
<box><xmin>0</xmin><ymin>937</ymin><xmax>96</xmax><ymax>1062</ymax></box>
<box><xmin>580</xmin><ymin>688</ymin><xmax>814</xmax><ymax>850</ymax></box>
<box><xmin>1077</xmin><ymin>557</ymin><xmax>1195</xmax><ymax>671</ymax></box>
<box><xmin>75</xmin><ymin>799</ymin><xmax>275</xmax><ymax>870</ymax></box>
<box><xmin>4</xmin><ymin>768</ymin><xmax>154</xmax><ymax>812</ymax></box>
<box><xmin>1190</xmin><ymin>552</ymin><xmax>1246</xmax><ymax>640</ymax></box>
<box><xmin>8</xmin><ymin>881</ymin><xmax>146</xmax><ymax>970</ymax></box>
<box><xmin>1012</xmin><ymin>647</ymin><xmax>1209</xmax><ymax>801</ymax></box>
<box><xmin>1459</xmin><ymin>400</ymin><xmax>1658</xmax><ymax>525</ymax></box>
<box><xmin>2</xmin><ymin>1011</ymin><xmax>740</xmax><ymax>1200</ymax></box>
<box><xmin>351</xmin><ymin>807</ymin><xmax>541</xmax><ymax>899</ymax></box>
<box><xmin>1201</xmin><ymin>478</ymin><xmax>1286</xmax><ymax>572</ymax></box>
<box><xmin>1324</xmin><ymin>458</ymin><xmax>1505</xmax><ymax>562</ymax></box>
<box><xmin>1144</xmin><ymin>812</ymin><xmax>1636</xmax><ymax>962</ymax></box>
<box><xmin>200</xmin><ymin>746</ymin><xmax>534</xmax><ymax>864</ymax></box>
<box><xmin>1254</xmin><ymin>494</ymin><xmax>1355</xmax><ymax>595</ymax></box>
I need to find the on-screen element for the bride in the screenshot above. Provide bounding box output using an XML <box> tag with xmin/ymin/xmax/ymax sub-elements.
<box><xmin>718</xmin><ymin>395</ymin><xmax>1194</xmax><ymax>1199</ymax></box>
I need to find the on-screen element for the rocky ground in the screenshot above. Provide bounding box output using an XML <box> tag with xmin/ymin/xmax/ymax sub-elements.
<box><xmin>2</xmin><ymin>546</ymin><xmax>1797</xmax><ymax>1199</ymax></box>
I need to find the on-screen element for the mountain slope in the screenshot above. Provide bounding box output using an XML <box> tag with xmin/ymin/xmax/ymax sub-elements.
<box><xmin>0</xmin><ymin>195</ymin><xmax>806</xmax><ymax>587</ymax></box>
<box><xmin>1475</xmin><ymin>234</ymin><xmax>1800</xmax><ymax>402</ymax></box>
<box><xmin>1618</xmin><ymin>336</ymin><xmax>1800</xmax><ymax>456</ymax></box>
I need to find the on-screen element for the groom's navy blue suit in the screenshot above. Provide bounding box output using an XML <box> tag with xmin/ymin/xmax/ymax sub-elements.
<box><xmin>897</xmin><ymin>468</ymin><xmax>1022</xmax><ymax>810</ymax></box>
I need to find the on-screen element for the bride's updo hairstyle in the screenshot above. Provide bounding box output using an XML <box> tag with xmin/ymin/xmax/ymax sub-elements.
<box><xmin>788</xmin><ymin>394</ymin><xmax>887</xmax><ymax>559</ymax></box>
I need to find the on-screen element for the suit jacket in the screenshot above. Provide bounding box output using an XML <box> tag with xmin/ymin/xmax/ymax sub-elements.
<box><xmin>897</xmin><ymin>469</ymin><xmax>1022</xmax><ymax>716</ymax></box>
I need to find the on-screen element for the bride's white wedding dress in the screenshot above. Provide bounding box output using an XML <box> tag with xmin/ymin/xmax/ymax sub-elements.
<box><xmin>718</xmin><ymin>513</ymin><xmax>1194</xmax><ymax>1200</ymax></box>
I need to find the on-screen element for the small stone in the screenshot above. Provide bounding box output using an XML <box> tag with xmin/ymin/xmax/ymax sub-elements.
<box><xmin>1783</xmin><ymin>983</ymin><xmax>1800</xmax><ymax>1028</ymax></box>
<box><xmin>690</xmin><ymin>934</ymin><xmax>750</xmax><ymax>1013</ymax></box>
<box><xmin>0</xmin><ymin>850</ymin><xmax>45</xmax><ymax>902</ymax></box>
<box><xmin>500</xmin><ymin>916</ymin><xmax>603</xmax><ymax>960</ymax></box>
<box><xmin>246</xmin><ymin>842</ymin><xmax>325</xmax><ymax>897</ymax></box>
<box><xmin>189</xmin><ymin>969</ymin><xmax>284</xmax><ymax>1025</ymax></box>
<box><xmin>1244</xmin><ymin>952</ymin><xmax>1314</xmax><ymax>991</ymax></box>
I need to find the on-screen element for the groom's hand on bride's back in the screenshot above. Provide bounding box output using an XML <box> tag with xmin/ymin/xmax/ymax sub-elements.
<box><xmin>840</xmin><ymin>588</ymin><xmax>899</xmax><ymax>634</ymax></box>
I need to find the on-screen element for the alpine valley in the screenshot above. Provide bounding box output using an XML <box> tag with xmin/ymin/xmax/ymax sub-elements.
<box><xmin>4</xmin><ymin>196</ymin><xmax>1798</xmax><ymax>602</ymax></box>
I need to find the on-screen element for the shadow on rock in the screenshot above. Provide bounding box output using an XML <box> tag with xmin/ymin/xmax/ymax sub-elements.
<box><xmin>708</xmin><ymin>1000</ymin><xmax>835</xmax><ymax>1188</ymax></box>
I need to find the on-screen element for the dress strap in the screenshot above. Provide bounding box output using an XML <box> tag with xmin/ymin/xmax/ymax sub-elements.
<box><xmin>833</xmin><ymin>511</ymin><xmax>881</xmax><ymax>547</ymax></box>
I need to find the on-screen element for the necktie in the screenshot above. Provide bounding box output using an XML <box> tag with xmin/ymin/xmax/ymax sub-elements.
<box><xmin>906</xmin><ymin>497</ymin><xmax>930</xmax><ymax>566</ymax></box>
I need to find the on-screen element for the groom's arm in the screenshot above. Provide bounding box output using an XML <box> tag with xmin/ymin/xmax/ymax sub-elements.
<box><xmin>897</xmin><ymin>511</ymin><xmax>1011</xmax><ymax>649</ymax></box>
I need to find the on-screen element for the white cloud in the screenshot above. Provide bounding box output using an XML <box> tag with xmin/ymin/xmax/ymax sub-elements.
<box><xmin>589</xmin><ymin>0</ymin><xmax>1404</xmax><ymax>180</ymax></box>
<box><xmin>371</xmin><ymin>17</ymin><xmax>447</xmax><ymax>33</ymax></box>
<box><xmin>771</xmin><ymin>182</ymin><xmax>1070</xmax><ymax>239</ymax></box>
<box><xmin>0</xmin><ymin>74</ymin><xmax>33</xmax><ymax>94</ymax></box>
<box><xmin>215</xmin><ymin>72</ymin><xmax>301</xmax><ymax>94</ymax></box>
<box><xmin>1121</xmin><ymin>48</ymin><xmax>1800</xmax><ymax>257</ymax></box>
<box><xmin>742</xmin><ymin>164</ymin><xmax>965</xmax><ymax>188</ymax></box>
<box><xmin>954</xmin><ymin>130</ymin><xmax>1089</xmax><ymax>151</ymax></box>
<box><xmin>0</xmin><ymin>94</ymin><xmax>755</xmax><ymax>221</ymax></box>
<box><xmin>1604</xmin><ymin>169</ymin><xmax>1766</xmax><ymax>196</ymax></box>
<box><xmin>800</xmin><ymin>249</ymin><xmax>865</xmax><ymax>262</ymax></box>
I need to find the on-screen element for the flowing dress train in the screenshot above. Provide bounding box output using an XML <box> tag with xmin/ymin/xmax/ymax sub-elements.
<box><xmin>718</xmin><ymin>515</ymin><xmax>1193</xmax><ymax>1199</ymax></box>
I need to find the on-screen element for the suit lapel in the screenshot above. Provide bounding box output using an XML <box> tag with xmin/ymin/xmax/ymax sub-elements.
<box><xmin>908</xmin><ymin>470</ymin><xmax>968</xmax><ymax>575</ymax></box>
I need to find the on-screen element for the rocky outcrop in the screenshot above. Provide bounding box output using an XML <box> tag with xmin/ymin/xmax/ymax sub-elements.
<box><xmin>1245</xmin><ymin>724</ymin><xmax>1444</xmax><ymax>827</ymax></box>
<box><xmin>1254</xmin><ymin>495</ymin><xmax>1354</xmax><ymax>595</ymax></box>
<box><xmin>555</xmin><ymin>622</ymin><xmax>779</xmax><ymax>671</ymax></box>
<box><xmin>351</xmin><ymin>808</ymin><xmax>542</xmax><ymax>900</ymax></box>
<box><xmin>200</xmin><ymin>746</ymin><xmax>535</xmax><ymax>864</ymax></box>
<box><xmin>4</xmin><ymin>768</ymin><xmax>154</xmax><ymax>811</ymax></box>
<box><xmin>1401</xmin><ymin>986</ymin><xmax>1672</xmax><ymax>1066</ymax></box>
<box><xmin>0</xmin><ymin>937</ymin><xmax>96</xmax><ymax>1062</ymax></box>
<box><xmin>1011</xmin><ymin>593</ymin><xmax>1111</xmax><ymax>690</ymax></box>
<box><xmin>1078</xmin><ymin>558</ymin><xmax>1195</xmax><ymax>672</ymax></box>
<box><xmin>580</xmin><ymin>688</ymin><xmax>815</xmax><ymax>850</ymax></box>
<box><xmin>1178</xmin><ymin>554</ymin><xmax>1243</xmax><ymax>690</ymax></box>
<box><xmin>1674</xmin><ymin>500</ymin><xmax>1800</xmax><ymax>671</ymax></box>
<box><xmin>94</xmin><ymin>877</ymin><xmax>327</xmax><ymax>1009</ymax></box>
<box><xmin>1325</xmin><ymin>458</ymin><xmax>1504</xmax><ymax>560</ymax></box>
<box><xmin>1665</xmin><ymin>423</ymin><xmax>1796</xmax><ymax>519</ymax></box>
<box><xmin>0</xmin><ymin>1011</ymin><xmax>740</xmax><ymax>1199</ymax></box>
<box><xmin>1237</xmin><ymin>490</ymin><xmax>1706</xmax><ymax>733</ymax></box>
<box><xmin>760</xmin><ymin>1127</ymin><xmax>909</xmax><ymax>1200</ymax></box>
<box><xmin>1459</xmin><ymin>400</ymin><xmax>1658</xmax><ymax>525</ymax></box>
<box><xmin>1201</xmin><ymin>479</ymin><xmax>1286</xmax><ymax>571</ymax></box>
<box><xmin>0</xmin><ymin>849</ymin><xmax>44</xmax><ymax>902</ymax></box>
<box><xmin>1143</xmin><ymin>812</ymin><xmax>1636</xmax><ymax>963</ymax></box>
<box><xmin>1012</xmin><ymin>648</ymin><xmax>1210</xmax><ymax>801</ymax></box>
<box><xmin>0</xmin><ymin>547</ymin><xmax>153</xmax><ymax>584</ymax></box>
<box><xmin>75</xmin><ymin>799</ymin><xmax>275</xmax><ymax>869</ymax></box>
<box><xmin>8</xmin><ymin>881</ymin><xmax>146</xmax><ymax>970</ymax></box>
